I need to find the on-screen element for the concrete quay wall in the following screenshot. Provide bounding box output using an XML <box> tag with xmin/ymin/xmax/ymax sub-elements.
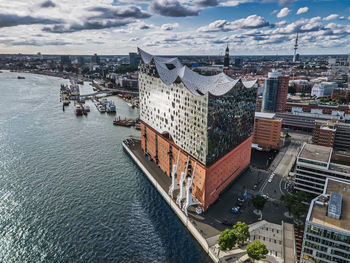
<box><xmin>122</xmin><ymin>142</ymin><xmax>219</xmax><ymax>263</ymax></box>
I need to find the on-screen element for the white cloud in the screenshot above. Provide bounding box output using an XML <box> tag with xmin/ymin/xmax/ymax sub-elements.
<box><xmin>324</xmin><ymin>14</ymin><xmax>339</xmax><ymax>21</ymax></box>
<box><xmin>296</xmin><ymin>7</ymin><xmax>308</xmax><ymax>15</ymax></box>
<box><xmin>161</xmin><ymin>22</ymin><xmax>179</xmax><ymax>30</ymax></box>
<box><xmin>275</xmin><ymin>20</ymin><xmax>286</xmax><ymax>26</ymax></box>
<box><xmin>277</xmin><ymin>7</ymin><xmax>290</xmax><ymax>18</ymax></box>
<box><xmin>198</xmin><ymin>14</ymin><xmax>269</xmax><ymax>32</ymax></box>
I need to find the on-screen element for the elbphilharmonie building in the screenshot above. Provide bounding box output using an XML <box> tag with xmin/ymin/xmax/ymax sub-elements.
<box><xmin>138</xmin><ymin>48</ymin><xmax>257</xmax><ymax>210</ymax></box>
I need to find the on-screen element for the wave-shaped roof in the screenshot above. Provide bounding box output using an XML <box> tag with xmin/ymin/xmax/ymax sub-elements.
<box><xmin>138</xmin><ymin>48</ymin><xmax>257</xmax><ymax>96</ymax></box>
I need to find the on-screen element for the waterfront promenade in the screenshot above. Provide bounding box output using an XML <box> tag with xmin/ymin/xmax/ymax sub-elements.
<box><xmin>123</xmin><ymin>139</ymin><xmax>293</xmax><ymax>262</ymax></box>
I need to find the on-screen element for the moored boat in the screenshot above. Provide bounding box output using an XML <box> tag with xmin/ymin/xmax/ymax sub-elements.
<box><xmin>17</xmin><ymin>76</ymin><xmax>25</xmax><ymax>79</ymax></box>
<box><xmin>106</xmin><ymin>102</ymin><xmax>116</xmax><ymax>113</ymax></box>
<box><xmin>75</xmin><ymin>104</ymin><xmax>83</xmax><ymax>116</ymax></box>
<box><xmin>97</xmin><ymin>104</ymin><xmax>106</xmax><ymax>113</ymax></box>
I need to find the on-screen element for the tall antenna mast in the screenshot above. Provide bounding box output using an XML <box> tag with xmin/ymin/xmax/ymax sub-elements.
<box><xmin>293</xmin><ymin>33</ymin><xmax>299</xmax><ymax>63</ymax></box>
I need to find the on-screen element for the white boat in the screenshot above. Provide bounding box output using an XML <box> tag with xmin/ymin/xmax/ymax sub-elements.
<box><xmin>97</xmin><ymin>104</ymin><xmax>106</xmax><ymax>113</ymax></box>
<box><xmin>83</xmin><ymin>105</ymin><xmax>90</xmax><ymax>112</ymax></box>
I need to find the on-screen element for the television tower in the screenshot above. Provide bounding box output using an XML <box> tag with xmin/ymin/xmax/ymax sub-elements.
<box><xmin>293</xmin><ymin>33</ymin><xmax>298</xmax><ymax>63</ymax></box>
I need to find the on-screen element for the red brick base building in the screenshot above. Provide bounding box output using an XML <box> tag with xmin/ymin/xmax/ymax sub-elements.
<box><xmin>141</xmin><ymin>122</ymin><xmax>252</xmax><ymax>211</ymax></box>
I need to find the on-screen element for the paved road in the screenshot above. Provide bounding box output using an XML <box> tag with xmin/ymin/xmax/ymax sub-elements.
<box><xmin>259</xmin><ymin>132</ymin><xmax>312</xmax><ymax>200</ymax></box>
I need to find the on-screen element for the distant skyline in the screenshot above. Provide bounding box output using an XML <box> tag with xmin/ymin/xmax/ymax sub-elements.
<box><xmin>0</xmin><ymin>0</ymin><xmax>349</xmax><ymax>55</ymax></box>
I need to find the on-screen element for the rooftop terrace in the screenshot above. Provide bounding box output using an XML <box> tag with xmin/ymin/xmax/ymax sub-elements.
<box><xmin>309</xmin><ymin>179</ymin><xmax>350</xmax><ymax>232</ymax></box>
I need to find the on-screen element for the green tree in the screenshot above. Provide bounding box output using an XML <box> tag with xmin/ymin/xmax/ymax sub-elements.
<box><xmin>232</xmin><ymin>221</ymin><xmax>250</xmax><ymax>245</ymax></box>
<box><xmin>252</xmin><ymin>195</ymin><xmax>267</xmax><ymax>212</ymax></box>
<box><xmin>218</xmin><ymin>229</ymin><xmax>237</xmax><ymax>251</ymax></box>
<box><xmin>280</xmin><ymin>194</ymin><xmax>294</xmax><ymax>216</ymax></box>
<box><xmin>246</xmin><ymin>240</ymin><xmax>268</xmax><ymax>262</ymax></box>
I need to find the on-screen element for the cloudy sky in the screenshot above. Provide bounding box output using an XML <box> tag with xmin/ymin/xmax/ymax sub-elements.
<box><xmin>0</xmin><ymin>0</ymin><xmax>349</xmax><ymax>55</ymax></box>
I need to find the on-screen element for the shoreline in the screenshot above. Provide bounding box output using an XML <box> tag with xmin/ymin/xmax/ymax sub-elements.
<box><xmin>122</xmin><ymin>140</ymin><xmax>219</xmax><ymax>263</ymax></box>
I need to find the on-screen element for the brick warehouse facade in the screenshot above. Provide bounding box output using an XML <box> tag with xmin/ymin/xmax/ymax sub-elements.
<box><xmin>141</xmin><ymin>122</ymin><xmax>252</xmax><ymax>210</ymax></box>
<box><xmin>138</xmin><ymin>48</ymin><xmax>257</xmax><ymax>211</ymax></box>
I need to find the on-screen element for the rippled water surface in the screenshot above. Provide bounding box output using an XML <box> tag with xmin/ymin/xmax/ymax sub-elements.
<box><xmin>0</xmin><ymin>71</ymin><xmax>211</xmax><ymax>263</ymax></box>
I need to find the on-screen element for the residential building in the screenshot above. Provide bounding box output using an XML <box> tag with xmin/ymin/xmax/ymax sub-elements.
<box><xmin>300</xmin><ymin>178</ymin><xmax>350</xmax><ymax>263</ymax></box>
<box><xmin>262</xmin><ymin>70</ymin><xmax>289</xmax><ymax>113</ymax></box>
<box><xmin>138</xmin><ymin>48</ymin><xmax>257</xmax><ymax>210</ymax></box>
<box><xmin>295</xmin><ymin>143</ymin><xmax>350</xmax><ymax>195</ymax></box>
<box><xmin>253</xmin><ymin>112</ymin><xmax>282</xmax><ymax>150</ymax></box>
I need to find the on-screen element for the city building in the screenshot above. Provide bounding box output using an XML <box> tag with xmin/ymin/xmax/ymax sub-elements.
<box><xmin>255</xmin><ymin>98</ymin><xmax>262</xmax><ymax>112</ymax></box>
<box><xmin>313</xmin><ymin>120</ymin><xmax>350</xmax><ymax>150</ymax></box>
<box><xmin>249</xmin><ymin>220</ymin><xmax>296</xmax><ymax>263</ymax></box>
<box><xmin>313</xmin><ymin>120</ymin><xmax>336</xmax><ymax>147</ymax></box>
<box><xmin>311</xmin><ymin>82</ymin><xmax>338</xmax><ymax>98</ymax></box>
<box><xmin>295</xmin><ymin>143</ymin><xmax>350</xmax><ymax>195</ymax></box>
<box><xmin>129</xmin><ymin>52</ymin><xmax>140</xmax><ymax>67</ymax></box>
<box><xmin>286</xmin><ymin>102</ymin><xmax>350</xmax><ymax>115</ymax></box>
<box><xmin>60</xmin><ymin>55</ymin><xmax>71</xmax><ymax>65</ymax></box>
<box><xmin>262</xmin><ymin>70</ymin><xmax>289</xmax><ymax>113</ymax></box>
<box><xmin>253</xmin><ymin>112</ymin><xmax>282</xmax><ymax>150</ymax></box>
<box><xmin>234</xmin><ymin>58</ymin><xmax>243</xmax><ymax>68</ymax></box>
<box><xmin>138</xmin><ymin>48</ymin><xmax>257</xmax><ymax>211</ymax></box>
<box><xmin>331</xmin><ymin>88</ymin><xmax>349</xmax><ymax>102</ymax></box>
<box><xmin>300</xmin><ymin>178</ymin><xmax>350</xmax><ymax>263</ymax></box>
<box><xmin>91</xmin><ymin>53</ymin><xmax>100</xmax><ymax>65</ymax></box>
<box><xmin>224</xmin><ymin>45</ymin><xmax>229</xmax><ymax>68</ymax></box>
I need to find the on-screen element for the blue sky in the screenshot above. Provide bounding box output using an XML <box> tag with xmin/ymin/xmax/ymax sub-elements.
<box><xmin>0</xmin><ymin>0</ymin><xmax>349</xmax><ymax>55</ymax></box>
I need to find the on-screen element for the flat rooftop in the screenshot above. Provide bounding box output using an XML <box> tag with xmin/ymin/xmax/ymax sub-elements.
<box><xmin>309</xmin><ymin>179</ymin><xmax>350</xmax><ymax>232</ymax></box>
<box><xmin>299</xmin><ymin>143</ymin><xmax>332</xmax><ymax>163</ymax></box>
<box><xmin>255</xmin><ymin>112</ymin><xmax>276</xmax><ymax>119</ymax></box>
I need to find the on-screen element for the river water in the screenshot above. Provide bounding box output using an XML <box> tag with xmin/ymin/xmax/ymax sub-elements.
<box><xmin>0</xmin><ymin>71</ymin><xmax>211</xmax><ymax>263</ymax></box>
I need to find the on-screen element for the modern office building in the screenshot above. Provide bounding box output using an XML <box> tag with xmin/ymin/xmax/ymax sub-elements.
<box><xmin>295</xmin><ymin>143</ymin><xmax>350</xmax><ymax>195</ymax></box>
<box><xmin>262</xmin><ymin>70</ymin><xmax>289</xmax><ymax>113</ymax></box>
<box><xmin>138</xmin><ymin>48</ymin><xmax>257</xmax><ymax>210</ymax></box>
<box><xmin>300</xmin><ymin>178</ymin><xmax>350</xmax><ymax>263</ymax></box>
<box><xmin>253</xmin><ymin>112</ymin><xmax>282</xmax><ymax>150</ymax></box>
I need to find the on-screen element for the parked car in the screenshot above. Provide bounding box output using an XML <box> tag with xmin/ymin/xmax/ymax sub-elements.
<box><xmin>231</xmin><ymin>206</ymin><xmax>240</xmax><ymax>214</ymax></box>
<box><xmin>261</xmin><ymin>194</ymin><xmax>269</xmax><ymax>200</ymax></box>
<box><xmin>252</xmin><ymin>184</ymin><xmax>258</xmax><ymax>190</ymax></box>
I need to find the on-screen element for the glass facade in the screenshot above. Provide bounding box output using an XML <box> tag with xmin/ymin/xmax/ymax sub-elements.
<box><xmin>206</xmin><ymin>84</ymin><xmax>256</xmax><ymax>166</ymax></box>
<box><xmin>301</xmin><ymin>223</ymin><xmax>350</xmax><ymax>263</ymax></box>
<box><xmin>262</xmin><ymin>78</ymin><xmax>278</xmax><ymax>112</ymax></box>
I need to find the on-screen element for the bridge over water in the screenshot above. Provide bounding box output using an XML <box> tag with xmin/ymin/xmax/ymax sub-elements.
<box><xmin>80</xmin><ymin>89</ymin><xmax>138</xmax><ymax>98</ymax></box>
